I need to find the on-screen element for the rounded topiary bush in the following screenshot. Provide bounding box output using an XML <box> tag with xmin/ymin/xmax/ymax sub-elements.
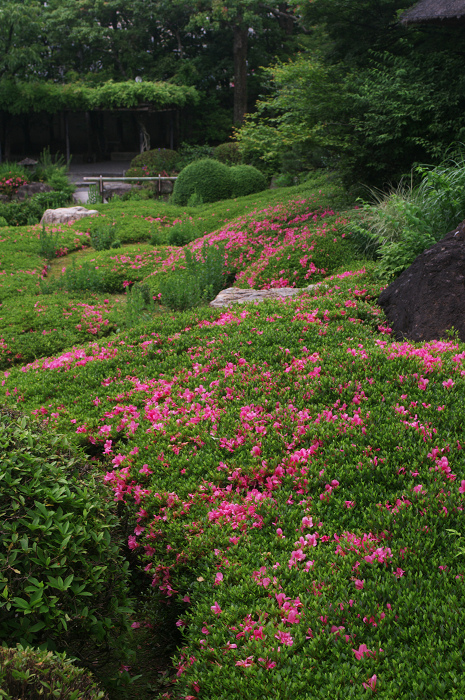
<box><xmin>0</xmin><ymin>645</ymin><xmax>108</xmax><ymax>700</ymax></box>
<box><xmin>214</xmin><ymin>142</ymin><xmax>241</xmax><ymax>165</ymax></box>
<box><xmin>172</xmin><ymin>159</ymin><xmax>233</xmax><ymax>205</ymax></box>
<box><xmin>230</xmin><ymin>165</ymin><xmax>267</xmax><ymax>198</ymax></box>
<box><xmin>0</xmin><ymin>409</ymin><xmax>133</xmax><ymax>661</ymax></box>
<box><xmin>129</xmin><ymin>148</ymin><xmax>179</xmax><ymax>174</ymax></box>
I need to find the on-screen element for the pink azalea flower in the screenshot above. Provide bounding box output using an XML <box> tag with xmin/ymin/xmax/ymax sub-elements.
<box><xmin>236</xmin><ymin>656</ymin><xmax>254</xmax><ymax>667</ymax></box>
<box><xmin>362</xmin><ymin>674</ymin><xmax>377</xmax><ymax>691</ymax></box>
<box><xmin>459</xmin><ymin>480</ymin><xmax>465</xmax><ymax>494</ymax></box>
<box><xmin>352</xmin><ymin>644</ymin><xmax>374</xmax><ymax>660</ymax></box>
<box><xmin>442</xmin><ymin>378</ymin><xmax>454</xmax><ymax>389</ymax></box>
<box><xmin>211</xmin><ymin>601</ymin><xmax>222</xmax><ymax>615</ymax></box>
<box><xmin>274</xmin><ymin>630</ymin><xmax>294</xmax><ymax>646</ymax></box>
<box><xmin>354</xmin><ymin>579</ymin><xmax>364</xmax><ymax>589</ymax></box>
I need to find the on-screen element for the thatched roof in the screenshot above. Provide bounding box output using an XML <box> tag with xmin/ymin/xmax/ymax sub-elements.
<box><xmin>401</xmin><ymin>0</ymin><xmax>465</xmax><ymax>24</ymax></box>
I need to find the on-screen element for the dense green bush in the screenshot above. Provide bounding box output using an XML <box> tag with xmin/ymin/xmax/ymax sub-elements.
<box><xmin>129</xmin><ymin>148</ymin><xmax>179</xmax><ymax>174</ymax></box>
<box><xmin>214</xmin><ymin>142</ymin><xmax>241</xmax><ymax>165</ymax></box>
<box><xmin>162</xmin><ymin>219</ymin><xmax>202</xmax><ymax>247</ymax></box>
<box><xmin>0</xmin><ymin>199</ymin><xmax>42</xmax><ymax>226</ymax></box>
<box><xmin>0</xmin><ymin>409</ymin><xmax>133</xmax><ymax>660</ymax></box>
<box><xmin>230</xmin><ymin>164</ymin><xmax>267</xmax><ymax>197</ymax></box>
<box><xmin>172</xmin><ymin>159</ymin><xmax>233</xmax><ymax>205</ymax></box>
<box><xmin>0</xmin><ymin>190</ymin><xmax>71</xmax><ymax>227</ymax></box>
<box><xmin>0</xmin><ymin>645</ymin><xmax>108</xmax><ymax>700</ymax></box>
<box><xmin>90</xmin><ymin>222</ymin><xmax>121</xmax><ymax>251</ymax></box>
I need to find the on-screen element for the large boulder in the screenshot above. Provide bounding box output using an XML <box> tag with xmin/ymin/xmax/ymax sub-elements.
<box><xmin>210</xmin><ymin>284</ymin><xmax>322</xmax><ymax>308</ymax></box>
<box><xmin>14</xmin><ymin>182</ymin><xmax>53</xmax><ymax>200</ymax></box>
<box><xmin>378</xmin><ymin>220</ymin><xmax>465</xmax><ymax>342</ymax></box>
<box><xmin>40</xmin><ymin>206</ymin><xmax>98</xmax><ymax>225</ymax></box>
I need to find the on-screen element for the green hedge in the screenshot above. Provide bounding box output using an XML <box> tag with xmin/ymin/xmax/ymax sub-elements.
<box><xmin>172</xmin><ymin>159</ymin><xmax>233</xmax><ymax>205</ymax></box>
<box><xmin>230</xmin><ymin>165</ymin><xmax>267</xmax><ymax>197</ymax></box>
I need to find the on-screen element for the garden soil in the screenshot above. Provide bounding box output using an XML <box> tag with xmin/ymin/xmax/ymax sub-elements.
<box><xmin>378</xmin><ymin>219</ymin><xmax>465</xmax><ymax>342</ymax></box>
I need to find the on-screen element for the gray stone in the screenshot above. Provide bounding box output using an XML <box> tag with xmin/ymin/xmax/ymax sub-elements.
<box><xmin>14</xmin><ymin>182</ymin><xmax>53</xmax><ymax>201</ymax></box>
<box><xmin>102</xmin><ymin>182</ymin><xmax>138</xmax><ymax>200</ymax></box>
<box><xmin>40</xmin><ymin>206</ymin><xmax>99</xmax><ymax>225</ymax></box>
<box><xmin>209</xmin><ymin>285</ymin><xmax>321</xmax><ymax>308</ymax></box>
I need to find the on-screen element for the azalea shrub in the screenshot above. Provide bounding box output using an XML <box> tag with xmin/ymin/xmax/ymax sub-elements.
<box><xmin>0</xmin><ymin>174</ymin><xmax>28</xmax><ymax>198</ymax></box>
<box><xmin>1</xmin><ymin>177</ymin><xmax>464</xmax><ymax>698</ymax></box>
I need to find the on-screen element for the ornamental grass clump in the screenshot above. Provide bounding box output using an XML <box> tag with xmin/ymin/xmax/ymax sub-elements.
<box><xmin>159</xmin><ymin>241</ymin><xmax>227</xmax><ymax>310</ymax></box>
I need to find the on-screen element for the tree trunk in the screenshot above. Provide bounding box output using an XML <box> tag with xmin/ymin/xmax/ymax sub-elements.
<box><xmin>233</xmin><ymin>24</ymin><xmax>248</xmax><ymax>125</ymax></box>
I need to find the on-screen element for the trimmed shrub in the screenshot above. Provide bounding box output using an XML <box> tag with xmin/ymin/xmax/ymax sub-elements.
<box><xmin>172</xmin><ymin>159</ymin><xmax>233</xmax><ymax>205</ymax></box>
<box><xmin>230</xmin><ymin>164</ymin><xmax>267</xmax><ymax>198</ymax></box>
<box><xmin>0</xmin><ymin>645</ymin><xmax>108</xmax><ymax>700</ymax></box>
<box><xmin>0</xmin><ymin>409</ymin><xmax>133</xmax><ymax>660</ymax></box>
<box><xmin>214</xmin><ymin>142</ymin><xmax>241</xmax><ymax>165</ymax></box>
<box><xmin>129</xmin><ymin>148</ymin><xmax>179</xmax><ymax>174</ymax></box>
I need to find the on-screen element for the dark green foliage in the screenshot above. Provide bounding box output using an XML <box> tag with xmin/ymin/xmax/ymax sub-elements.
<box><xmin>160</xmin><ymin>219</ymin><xmax>202</xmax><ymax>247</ymax></box>
<box><xmin>0</xmin><ymin>645</ymin><xmax>108</xmax><ymax>700</ymax></box>
<box><xmin>0</xmin><ymin>198</ymin><xmax>42</xmax><ymax>226</ymax></box>
<box><xmin>172</xmin><ymin>159</ymin><xmax>233</xmax><ymax>206</ymax></box>
<box><xmin>90</xmin><ymin>222</ymin><xmax>120</xmax><ymax>251</ymax></box>
<box><xmin>230</xmin><ymin>164</ymin><xmax>267</xmax><ymax>197</ymax></box>
<box><xmin>0</xmin><ymin>191</ymin><xmax>70</xmax><ymax>227</ymax></box>
<box><xmin>214</xmin><ymin>142</ymin><xmax>241</xmax><ymax>165</ymax></box>
<box><xmin>159</xmin><ymin>242</ymin><xmax>227</xmax><ymax>310</ymax></box>
<box><xmin>177</xmin><ymin>143</ymin><xmax>215</xmax><ymax>171</ymax></box>
<box><xmin>0</xmin><ymin>409</ymin><xmax>133</xmax><ymax>659</ymax></box>
<box><xmin>130</xmin><ymin>148</ymin><xmax>179</xmax><ymax>174</ymax></box>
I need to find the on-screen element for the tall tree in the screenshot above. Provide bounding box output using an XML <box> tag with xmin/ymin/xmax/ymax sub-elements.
<box><xmin>177</xmin><ymin>1</ymin><xmax>300</xmax><ymax>124</ymax></box>
<box><xmin>0</xmin><ymin>0</ymin><xmax>45</xmax><ymax>79</ymax></box>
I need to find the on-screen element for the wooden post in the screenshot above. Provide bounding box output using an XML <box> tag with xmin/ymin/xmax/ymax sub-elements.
<box><xmin>170</xmin><ymin>112</ymin><xmax>174</xmax><ymax>150</ymax></box>
<box><xmin>99</xmin><ymin>175</ymin><xmax>104</xmax><ymax>200</ymax></box>
<box><xmin>64</xmin><ymin>112</ymin><xmax>70</xmax><ymax>163</ymax></box>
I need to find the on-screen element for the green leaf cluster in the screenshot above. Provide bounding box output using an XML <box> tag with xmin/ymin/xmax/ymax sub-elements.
<box><xmin>0</xmin><ymin>409</ymin><xmax>133</xmax><ymax>659</ymax></box>
<box><xmin>0</xmin><ymin>644</ymin><xmax>108</xmax><ymax>700</ymax></box>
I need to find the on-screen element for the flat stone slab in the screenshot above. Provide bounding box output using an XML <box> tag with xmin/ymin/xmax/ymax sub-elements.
<box><xmin>210</xmin><ymin>285</ymin><xmax>319</xmax><ymax>308</ymax></box>
<box><xmin>40</xmin><ymin>206</ymin><xmax>99</xmax><ymax>225</ymax></box>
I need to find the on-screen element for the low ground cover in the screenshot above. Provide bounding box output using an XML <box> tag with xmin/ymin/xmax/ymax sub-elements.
<box><xmin>0</xmin><ymin>177</ymin><xmax>464</xmax><ymax>699</ymax></box>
